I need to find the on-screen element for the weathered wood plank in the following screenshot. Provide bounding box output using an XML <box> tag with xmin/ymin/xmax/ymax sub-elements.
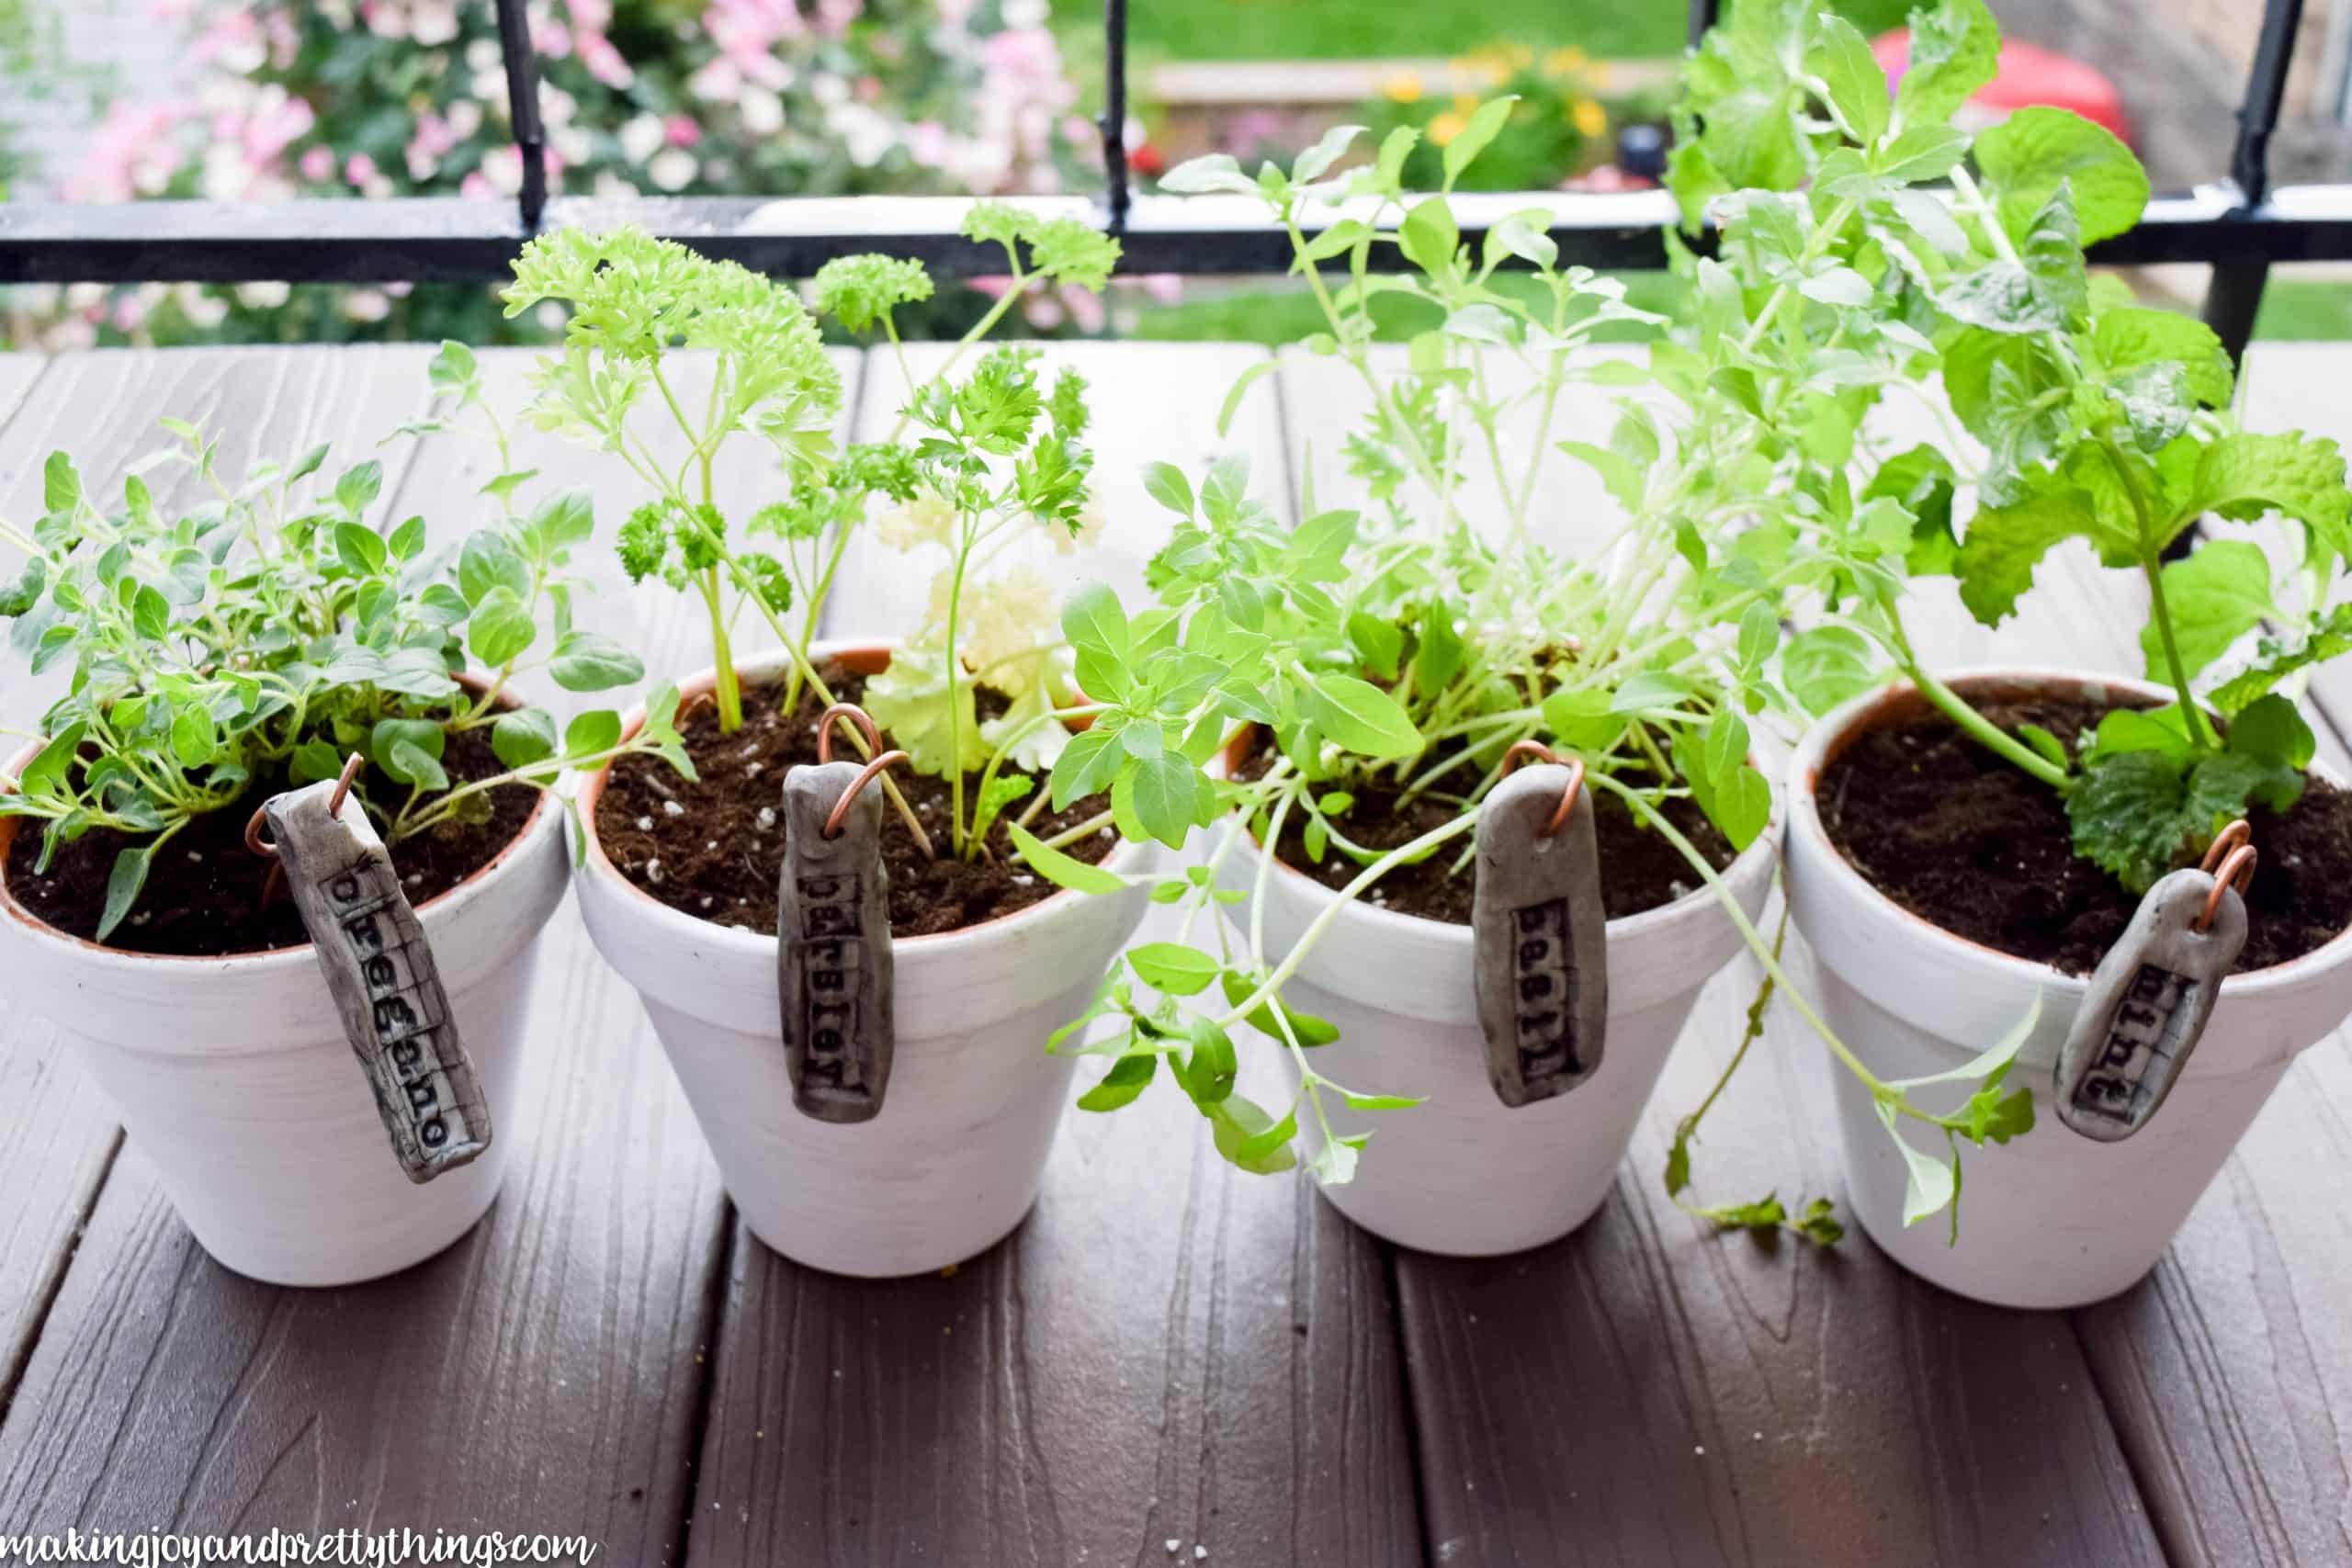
<box><xmin>0</xmin><ymin>356</ymin><xmax>119</xmax><ymax>1416</ymax></box>
<box><xmin>0</xmin><ymin>924</ymin><xmax>729</xmax><ymax>1554</ymax></box>
<box><xmin>1403</xmin><ymin>944</ymin><xmax>2161</xmax><ymax>1568</ymax></box>
<box><xmin>685</xmin><ymin>341</ymin><xmax>1425</xmax><ymax>1567</ymax></box>
<box><xmin>2052</xmin><ymin>341</ymin><xmax>2352</xmax><ymax>1568</ymax></box>
<box><xmin>1274</xmin><ymin>345</ymin><xmax>2165</xmax><ymax>1564</ymax></box>
<box><xmin>0</xmin><ymin>344</ymin><xmax>740</xmax><ymax>1553</ymax></box>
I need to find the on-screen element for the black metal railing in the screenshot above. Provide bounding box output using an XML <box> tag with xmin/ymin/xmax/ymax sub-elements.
<box><xmin>0</xmin><ymin>0</ymin><xmax>2343</xmax><ymax>367</ymax></box>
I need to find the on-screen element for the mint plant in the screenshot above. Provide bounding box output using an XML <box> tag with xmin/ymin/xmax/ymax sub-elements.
<box><xmin>1651</xmin><ymin>0</ymin><xmax>2352</xmax><ymax>1232</ymax></box>
<box><xmin>0</xmin><ymin>359</ymin><xmax>687</xmax><ymax>942</ymax></box>
<box><xmin>509</xmin><ymin>208</ymin><xmax>1121</xmax><ymax>864</ymax></box>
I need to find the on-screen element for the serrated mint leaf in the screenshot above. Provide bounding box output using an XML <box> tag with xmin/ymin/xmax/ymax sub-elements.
<box><xmin>1975</xmin><ymin>105</ymin><xmax>2150</xmax><ymax>246</ymax></box>
<box><xmin>2143</xmin><ymin>539</ymin><xmax>2273</xmax><ymax>682</ymax></box>
<box><xmin>1893</xmin><ymin>0</ymin><xmax>1999</xmax><ymax>128</ymax></box>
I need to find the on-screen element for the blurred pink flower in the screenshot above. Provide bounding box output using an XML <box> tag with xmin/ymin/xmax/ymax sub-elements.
<box><xmin>577</xmin><ymin>30</ymin><xmax>635</xmax><ymax>88</ymax></box>
<box><xmin>817</xmin><ymin>0</ymin><xmax>864</xmax><ymax>36</ymax></box>
<box><xmin>238</xmin><ymin>87</ymin><xmax>313</xmax><ymax>164</ymax></box>
<box><xmin>531</xmin><ymin>17</ymin><xmax>573</xmax><ymax>58</ymax></box>
<box><xmin>707</xmin><ymin>0</ymin><xmax>801</xmax><ymax>87</ymax></box>
<box><xmin>345</xmin><ymin>152</ymin><xmax>379</xmax><ymax>186</ymax></box>
<box><xmin>905</xmin><ymin>119</ymin><xmax>949</xmax><ymax>169</ymax></box>
<box><xmin>299</xmin><ymin>144</ymin><xmax>334</xmax><ymax>182</ymax></box>
<box><xmin>407</xmin><ymin>111</ymin><xmax>462</xmax><ymax>180</ymax></box>
<box><xmin>664</xmin><ymin>115</ymin><xmax>701</xmax><ymax>148</ymax></box>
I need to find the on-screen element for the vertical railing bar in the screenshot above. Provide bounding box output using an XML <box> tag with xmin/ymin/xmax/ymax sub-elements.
<box><xmin>1687</xmin><ymin>0</ymin><xmax>1721</xmax><ymax>51</ymax></box>
<box><xmin>2206</xmin><ymin>0</ymin><xmax>2308</xmax><ymax>367</ymax></box>
<box><xmin>492</xmin><ymin>0</ymin><xmax>549</xmax><ymax>232</ymax></box>
<box><xmin>1101</xmin><ymin>0</ymin><xmax>1132</xmax><ymax>236</ymax></box>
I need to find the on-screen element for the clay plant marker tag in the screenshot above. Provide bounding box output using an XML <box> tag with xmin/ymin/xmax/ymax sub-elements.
<box><xmin>776</xmin><ymin>758</ymin><xmax>896</xmax><ymax>1123</ymax></box>
<box><xmin>1473</xmin><ymin>748</ymin><xmax>1608</xmax><ymax>1109</ymax></box>
<box><xmin>255</xmin><ymin>764</ymin><xmax>491</xmax><ymax>1182</ymax></box>
<box><xmin>2053</xmin><ymin>837</ymin><xmax>2253</xmax><ymax>1142</ymax></box>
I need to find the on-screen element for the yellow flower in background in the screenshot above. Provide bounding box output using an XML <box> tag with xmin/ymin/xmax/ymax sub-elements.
<box><xmin>1384</xmin><ymin>71</ymin><xmax>1424</xmax><ymax>104</ymax></box>
<box><xmin>1572</xmin><ymin>97</ymin><xmax>1607</xmax><ymax>138</ymax></box>
<box><xmin>1428</xmin><ymin>110</ymin><xmax>1469</xmax><ymax>147</ymax></box>
<box><xmin>1544</xmin><ymin>47</ymin><xmax>1588</xmax><ymax>76</ymax></box>
<box><xmin>874</xmin><ymin>488</ymin><xmax>956</xmax><ymax>552</ymax></box>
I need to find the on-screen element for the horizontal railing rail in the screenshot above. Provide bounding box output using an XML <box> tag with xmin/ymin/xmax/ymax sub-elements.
<box><xmin>0</xmin><ymin>0</ymin><xmax>2336</xmax><ymax>364</ymax></box>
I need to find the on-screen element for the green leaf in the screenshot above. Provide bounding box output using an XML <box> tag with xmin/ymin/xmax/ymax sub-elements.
<box><xmin>2143</xmin><ymin>539</ymin><xmax>2273</xmax><ymax>681</ymax></box>
<box><xmin>1347</xmin><ymin>612</ymin><xmax>1404</xmax><ymax>682</ymax></box>
<box><xmin>565</xmin><ymin>709</ymin><xmax>624</xmax><ymax>759</ymax></box>
<box><xmin>168</xmin><ymin>705</ymin><xmax>216</xmax><ymax>769</ymax></box>
<box><xmin>1216</xmin><ymin>358</ymin><xmax>1282</xmax><ymax>440</ymax></box>
<box><xmin>1077</xmin><ymin>1053</ymin><xmax>1156</xmax><ymax>1111</ymax></box>
<box><xmin>96</xmin><ymin>844</ymin><xmax>152</xmax><ymax>943</ymax></box>
<box><xmin>1441</xmin><ymin>98</ymin><xmax>1516</xmax><ymax>188</ymax></box>
<box><xmin>334</xmin><ymin>522</ymin><xmax>390</xmax><ymax>579</ymax></box>
<box><xmin>1306</xmin><ymin>673</ymin><xmax>1422</xmax><ymax>759</ymax></box>
<box><xmin>2183</xmin><ymin>432</ymin><xmax>2351</xmax><ymax>558</ymax></box>
<box><xmin>492</xmin><ymin>706</ymin><xmax>560</xmax><ymax>770</ymax></box>
<box><xmin>1127</xmin><ymin>750</ymin><xmax>1202</xmax><ymax>851</ymax></box>
<box><xmin>2226</xmin><ymin>694</ymin><xmax>2315</xmax><ymax>772</ymax></box>
<box><xmin>1128</xmin><ymin>942</ymin><xmax>1221</xmax><ymax>996</ymax></box>
<box><xmin>2094</xmin><ymin>309</ymin><xmax>2233</xmax><ymax>410</ymax></box>
<box><xmin>1398</xmin><ymin>197</ymin><xmax>1460</xmax><ymax>276</ymax></box>
<box><xmin>467</xmin><ymin>588</ymin><xmax>537</xmax><ymax>669</ymax></box>
<box><xmin>386</xmin><ymin>739</ymin><xmax>448</xmax><ymax>793</ymax></box>
<box><xmin>42</xmin><ymin>451</ymin><xmax>82</xmax><ymax>515</ymax></box>
<box><xmin>1208</xmin><ymin>1092</ymin><xmax>1296</xmax><ymax>1174</ymax></box>
<box><xmin>2069</xmin><ymin>748</ymin><xmax>2296</xmax><ymax>893</ymax></box>
<box><xmin>458</xmin><ymin>531</ymin><xmax>530</xmax><ymax>606</ymax></box>
<box><xmin>1007</xmin><ymin>820</ymin><xmax>1125</xmax><ymax>895</ymax></box>
<box><xmin>1291</xmin><ymin>122</ymin><xmax>1365</xmax><ymax>184</ymax></box>
<box><xmin>1875</xmin><ymin>1100</ymin><xmax>1959</xmax><ymax>1228</ymax></box>
<box><xmin>1141</xmin><ymin>461</ymin><xmax>1193</xmax><ymax>517</ymax></box>
<box><xmin>288</xmin><ymin>739</ymin><xmax>344</xmax><ymax>785</ymax></box>
<box><xmin>1049</xmin><ymin>724</ymin><xmax>1124</xmax><ymax>812</ymax></box>
<box><xmin>1218</xmin><ymin>971</ymin><xmax>1340</xmax><ymax>1047</ymax></box>
<box><xmin>1180</xmin><ymin>1017</ymin><xmax>1239</xmax><ymax>1105</ymax></box>
<box><xmin>334</xmin><ymin>460</ymin><xmax>384</xmax><ymax>516</ymax></box>
<box><xmin>1804</xmin><ymin>16</ymin><xmax>1889</xmax><ymax>143</ymax></box>
<box><xmin>549</xmin><ymin>629</ymin><xmax>643</xmax><ymax>692</ymax></box>
<box><xmin>0</xmin><ymin>556</ymin><xmax>45</xmax><ymax>618</ymax></box>
<box><xmin>1781</xmin><ymin>626</ymin><xmax>1881</xmax><ymax>716</ymax></box>
<box><xmin>388</xmin><ymin>515</ymin><xmax>428</xmax><ymax>561</ymax></box>
<box><xmin>1955</xmin><ymin>487</ymin><xmax>2109</xmax><ymax>625</ymax></box>
<box><xmin>1974</xmin><ymin>106</ymin><xmax>2149</xmax><ymax>246</ymax></box>
<box><xmin>1893</xmin><ymin>0</ymin><xmax>1999</xmax><ymax>128</ymax></box>
<box><xmin>428</xmin><ymin>339</ymin><xmax>479</xmax><ymax>396</ymax></box>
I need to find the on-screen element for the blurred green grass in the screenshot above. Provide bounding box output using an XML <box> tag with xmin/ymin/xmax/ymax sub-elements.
<box><xmin>1051</xmin><ymin>0</ymin><xmax>1912</xmax><ymax>62</ymax></box>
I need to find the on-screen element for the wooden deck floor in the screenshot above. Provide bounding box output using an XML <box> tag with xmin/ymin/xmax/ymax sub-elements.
<box><xmin>0</xmin><ymin>343</ymin><xmax>2347</xmax><ymax>1566</ymax></box>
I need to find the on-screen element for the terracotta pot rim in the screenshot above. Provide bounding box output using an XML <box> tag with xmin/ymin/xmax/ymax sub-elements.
<box><xmin>0</xmin><ymin>677</ymin><xmax>558</xmax><ymax>970</ymax></box>
<box><xmin>1215</xmin><ymin>726</ymin><xmax>1782</xmax><ymax>945</ymax></box>
<box><xmin>571</xmin><ymin>640</ymin><xmax>1150</xmax><ymax>952</ymax></box>
<box><xmin>1790</xmin><ymin>665</ymin><xmax>2352</xmax><ymax>994</ymax></box>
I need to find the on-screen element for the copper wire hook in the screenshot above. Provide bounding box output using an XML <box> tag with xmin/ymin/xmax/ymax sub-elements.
<box><xmin>244</xmin><ymin>752</ymin><xmax>366</xmax><ymax>859</ymax></box>
<box><xmin>1499</xmin><ymin>739</ymin><xmax>1587</xmax><ymax>837</ymax></box>
<box><xmin>2197</xmin><ymin>844</ymin><xmax>2257</xmax><ymax>933</ymax></box>
<box><xmin>2199</xmin><ymin>819</ymin><xmax>2252</xmax><ymax>876</ymax></box>
<box><xmin>817</xmin><ymin>703</ymin><xmax>881</xmax><ymax>765</ymax></box>
<box><xmin>823</xmin><ymin>750</ymin><xmax>910</xmax><ymax>840</ymax></box>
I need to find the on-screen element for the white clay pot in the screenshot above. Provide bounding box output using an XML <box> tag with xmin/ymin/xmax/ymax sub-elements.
<box><xmin>1216</xmin><ymin>776</ymin><xmax>1781</xmax><ymax>1256</ymax></box>
<box><xmin>1786</xmin><ymin>669</ymin><xmax>2352</xmax><ymax>1309</ymax></box>
<box><xmin>0</xmin><ymin>743</ymin><xmax>569</xmax><ymax>1288</ymax></box>
<box><xmin>572</xmin><ymin>643</ymin><xmax>1156</xmax><ymax>1278</ymax></box>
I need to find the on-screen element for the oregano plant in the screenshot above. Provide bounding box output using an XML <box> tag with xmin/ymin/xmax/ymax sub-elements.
<box><xmin>1011</xmin><ymin>103</ymin><xmax>1839</xmax><ymax>1200</ymax></box>
<box><xmin>0</xmin><ymin>359</ymin><xmax>687</xmax><ymax>942</ymax></box>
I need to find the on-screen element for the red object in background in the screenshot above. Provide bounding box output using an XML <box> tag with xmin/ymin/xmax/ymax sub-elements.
<box><xmin>1871</xmin><ymin>28</ymin><xmax>2134</xmax><ymax>145</ymax></box>
<box><xmin>1129</xmin><ymin>141</ymin><xmax>1166</xmax><ymax>177</ymax></box>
